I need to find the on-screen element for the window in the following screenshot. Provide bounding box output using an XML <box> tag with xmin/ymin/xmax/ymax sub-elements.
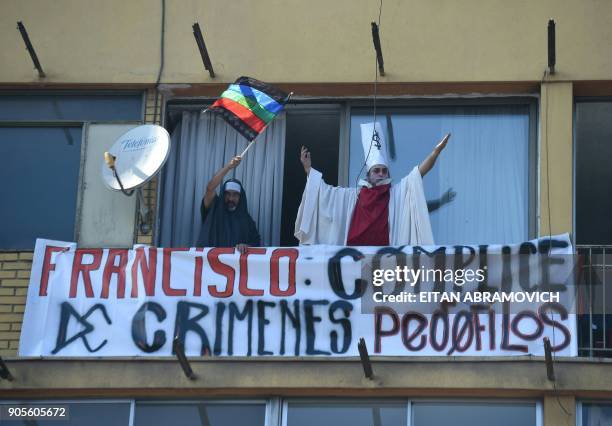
<box><xmin>135</xmin><ymin>402</ymin><xmax>266</xmax><ymax>426</ymax></box>
<box><xmin>0</xmin><ymin>401</ymin><xmax>131</xmax><ymax>425</ymax></box>
<box><xmin>574</xmin><ymin>101</ymin><xmax>612</xmax><ymax>357</ymax></box>
<box><xmin>162</xmin><ymin>99</ymin><xmax>536</xmax><ymax>248</ymax></box>
<box><xmin>0</xmin><ymin>399</ymin><xmax>540</xmax><ymax>426</ymax></box>
<box><xmin>349</xmin><ymin>102</ymin><xmax>536</xmax><ymax>245</ymax></box>
<box><xmin>579</xmin><ymin>402</ymin><xmax>612</xmax><ymax>426</ymax></box>
<box><xmin>281</xmin><ymin>106</ymin><xmax>341</xmax><ymax>245</ymax></box>
<box><xmin>411</xmin><ymin>401</ymin><xmax>538</xmax><ymax>426</ymax></box>
<box><xmin>0</xmin><ymin>126</ymin><xmax>81</xmax><ymax>248</ymax></box>
<box><xmin>575</xmin><ymin>100</ymin><xmax>612</xmax><ymax>245</ymax></box>
<box><xmin>285</xmin><ymin>401</ymin><xmax>406</xmax><ymax>426</ymax></box>
<box><xmin>0</xmin><ymin>93</ymin><xmax>143</xmax><ymax>121</ymax></box>
<box><xmin>284</xmin><ymin>400</ymin><xmax>539</xmax><ymax>426</ymax></box>
<box><xmin>0</xmin><ymin>401</ymin><xmax>266</xmax><ymax>426</ymax></box>
<box><xmin>0</xmin><ymin>92</ymin><xmax>143</xmax><ymax>249</ymax></box>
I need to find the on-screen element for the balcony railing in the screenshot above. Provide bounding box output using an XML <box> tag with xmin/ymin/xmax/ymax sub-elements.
<box><xmin>577</xmin><ymin>245</ymin><xmax>612</xmax><ymax>357</ymax></box>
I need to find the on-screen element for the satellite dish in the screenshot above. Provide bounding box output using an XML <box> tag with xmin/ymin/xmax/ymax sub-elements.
<box><xmin>102</xmin><ymin>124</ymin><xmax>170</xmax><ymax>192</ymax></box>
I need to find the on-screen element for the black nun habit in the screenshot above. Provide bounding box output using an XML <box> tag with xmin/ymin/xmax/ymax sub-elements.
<box><xmin>197</xmin><ymin>178</ymin><xmax>261</xmax><ymax>247</ymax></box>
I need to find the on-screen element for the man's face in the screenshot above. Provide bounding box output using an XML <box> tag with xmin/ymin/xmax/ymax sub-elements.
<box><xmin>224</xmin><ymin>190</ymin><xmax>241</xmax><ymax>211</ymax></box>
<box><xmin>367</xmin><ymin>165</ymin><xmax>389</xmax><ymax>185</ymax></box>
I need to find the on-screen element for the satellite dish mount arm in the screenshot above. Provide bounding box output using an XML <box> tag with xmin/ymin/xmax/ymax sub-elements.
<box><xmin>104</xmin><ymin>151</ymin><xmax>151</xmax><ymax>233</ymax></box>
<box><xmin>104</xmin><ymin>152</ymin><xmax>135</xmax><ymax>196</ymax></box>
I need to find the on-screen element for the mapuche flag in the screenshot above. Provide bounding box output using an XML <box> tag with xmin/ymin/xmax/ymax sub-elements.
<box><xmin>209</xmin><ymin>76</ymin><xmax>289</xmax><ymax>141</ymax></box>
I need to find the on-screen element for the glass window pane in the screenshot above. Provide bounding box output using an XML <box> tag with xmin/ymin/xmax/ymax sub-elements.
<box><xmin>582</xmin><ymin>402</ymin><xmax>612</xmax><ymax>426</ymax></box>
<box><xmin>134</xmin><ymin>402</ymin><xmax>266</xmax><ymax>426</ymax></box>
<box><xmin>0</xmin><ymin>93</ymin><xmax>143</xmax><ymax>121</ymax></box>
<box><xmin>350</xmin><ymin>106</ymin><xmax>530</xmax><ymax>245</ymax></box>
<box><xmin>412</xmin><ymin>402</ymin><xmax>536</xmax><ymax>426</ymax></box>
<box><xmin>0</xmin><ymin>402</ymin><xmax>130</xmax><ymax>426</ymax></box>
<box><xmin>575</xmin><ymin>101</ymin><xmax>612</xmax><ymax>244</ymax></box>
<box><xmin>0</xmin><ymin>127</ymin><xmax>82</xmax><ymax>249</ymax></box>
<box><xmin>287</xmin><ymin>402</ymin><xmax>407</xmax><ymax>426</ymax></box>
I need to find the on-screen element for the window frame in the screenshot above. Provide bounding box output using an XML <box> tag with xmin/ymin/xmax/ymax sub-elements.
<box><xmin>577</xmin><ymin>400</ymin><xmax>612</xmax><ymax>426</ymax></box>
<box><xmin>134</xmin><ymin>399</ymin><xmax>272</xmax><ymax>426</ymax></box>
<box><xmin>0</xmin><ymin>397</ymin><xmax>542</xmax><ymax>426</ymax></box>
<box><xmin>572</xmin><ymin>97</ymin><xmax>612</xmax><ymax>245</ymax></box>
<box><xmin>0</xmin><ymin>398</ymin><xmax>271</xmax><ymax>426</ymax></box>
<box><xmin>281</xmin><ymin>397</ymin><xmax>542</xmax><ymax>426</ymax></box>
<box><xmin>342</xmin><ymin>97</ymin><xmax>539</xmax><ymax>241</ymax></box>
<box><xmin>408</xmin><ymin>398</ymin><xmax>542</xmax><ymax>426</ymax></box>
<box><xmin>160</xmin><ymin>96</ymin><xmax>539</xmax><ymax>246</ymax></box>
<box><xmin>0</xmin><ymin>90</ymin><xmax>146</xmax><ymax>250</ymax></box>
<box><xmin>281</xmin><ymin>398</ymin><xmax>411</xmax><ymax>426</ymax></box>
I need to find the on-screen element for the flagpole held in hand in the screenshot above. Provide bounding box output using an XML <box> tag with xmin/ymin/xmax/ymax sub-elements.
<box><xmin>240</xmin><ymin>140</ymin><xmax>256</xmax><ymax>157</ymax></box>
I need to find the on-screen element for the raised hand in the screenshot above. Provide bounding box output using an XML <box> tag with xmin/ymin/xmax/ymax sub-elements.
<box><xmin>434</xmin><ymin>133</ymin><xmax>451</xmax><ymax>155</ymax></box>
<box><xmin>441</xmin><ymin>187</ymin><xmax>457</xmax><ymax>204</ymax></box>
<box><xmin>419</xmin><ymin>133</ymin><xmax>452</xmax><ymax>177</ymax></box>
<box><xmin>228</xmin><ymin>155</ymin><xmax>242</xmax><ymax>169</ymax></box>
<box><xmin>300</xmin><ymin>146</ymin><xmax>312</xmax><ymax>175</ymax></box>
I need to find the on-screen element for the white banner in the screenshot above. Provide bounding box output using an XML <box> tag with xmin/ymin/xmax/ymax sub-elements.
<box><xmin>20</xmin><ymin>235</ymin><xmax>577</xmax><ymax>357</ymax></box>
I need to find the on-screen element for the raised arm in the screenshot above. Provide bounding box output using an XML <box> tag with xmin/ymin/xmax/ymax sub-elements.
<box><xmin>419</xmin><ymin>133</ymin><xmax>451</xmax><ymax>177</ymax></box>
<box><xmin>295</xmin><ymin>146</ymin><xmax>358</xmax><ymax>245</ymax></box>
<box><xmin>203</xmin><ymin>156</ymin><xmax>242</xmax><ymax>209</ymax></box>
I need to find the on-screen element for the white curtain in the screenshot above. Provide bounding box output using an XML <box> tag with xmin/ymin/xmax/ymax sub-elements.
<box><xmin>349</xmin><ymin>106</ymin><xmax>530</xmax><ymax>245</ymax></box>
<box><xmin>435</xmin><ymin>111</ymin><xmax>528</xmax><ymax>245</ymax></box>
<box><xmin>159</xmin><ymin>110</ymin><xmax>286</xmax><ymax>247</ymax></box>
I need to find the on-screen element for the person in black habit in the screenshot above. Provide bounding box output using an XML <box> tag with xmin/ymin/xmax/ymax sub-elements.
<box><xmin>197</xmin><ymin>155</ymin><xmax>261</xmax><ymax>253</ymax></box>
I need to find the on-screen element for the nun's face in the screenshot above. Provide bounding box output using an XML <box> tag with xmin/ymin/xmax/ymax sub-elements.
<box><xmin>224</xmin><ymin>190</ymin><xmax>241</xmax><ymax>211</ymax></box>
<box><xmin>367</xmin><ymin>165</ymin><xmax>389</xmax><ymax>185</ymax></box>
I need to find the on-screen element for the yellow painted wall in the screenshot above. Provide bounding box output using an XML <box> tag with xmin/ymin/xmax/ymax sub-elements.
<box><xmin>539</xmin><ymin>82</ymin><xmax>574</xmax><ymax>236</ymax></box>
<box><xmin>2</xmin><ymin>0</ymin><xmax>612</xmax><ymax>83</ymax></box>
<box><xmin>544</xmin><ymin>396</ymin><xmax>575</xmax><ymax>426</ymax></box>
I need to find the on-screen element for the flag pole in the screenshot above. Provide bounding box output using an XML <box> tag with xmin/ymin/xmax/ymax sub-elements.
<box><xmin>238</xmin><ymin>91</ymin><xmax>293</xmax><ymax>158</ymax></box>
<box><xmin>239</xmin><ymin>140</ymin><xmax>256</xmax><ymax>157</ymax></box>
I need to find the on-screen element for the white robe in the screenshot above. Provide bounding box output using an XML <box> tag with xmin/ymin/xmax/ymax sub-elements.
<box><xmin>294</xmin><ymin>166</ymin><xmax>434</xmax><ymax>246</ymax></box>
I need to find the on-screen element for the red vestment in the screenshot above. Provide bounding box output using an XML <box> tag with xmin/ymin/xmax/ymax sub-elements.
<box><xmin>346</xmin><ymin>183</ymin><xmax>390</xmax><ymax>246</ymax></box>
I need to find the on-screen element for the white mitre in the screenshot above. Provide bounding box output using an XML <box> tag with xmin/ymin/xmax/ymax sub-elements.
<box><xmin>360</xmin><ymin>121</ymin><xmax>389</xmax><ymax>171</ymax></box>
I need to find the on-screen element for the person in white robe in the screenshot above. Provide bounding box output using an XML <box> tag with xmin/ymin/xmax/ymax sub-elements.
<box><xmin>294</xmin><ymin>122</ymin><xmax>451</xmax><ymax>246</ymax></box>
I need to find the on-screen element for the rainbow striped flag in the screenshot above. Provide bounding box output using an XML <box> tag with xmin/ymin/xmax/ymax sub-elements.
<box><xmin>209</xmin><ymin>76</ymin><xmax>289</xmax><ymax>141</ymax></box>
